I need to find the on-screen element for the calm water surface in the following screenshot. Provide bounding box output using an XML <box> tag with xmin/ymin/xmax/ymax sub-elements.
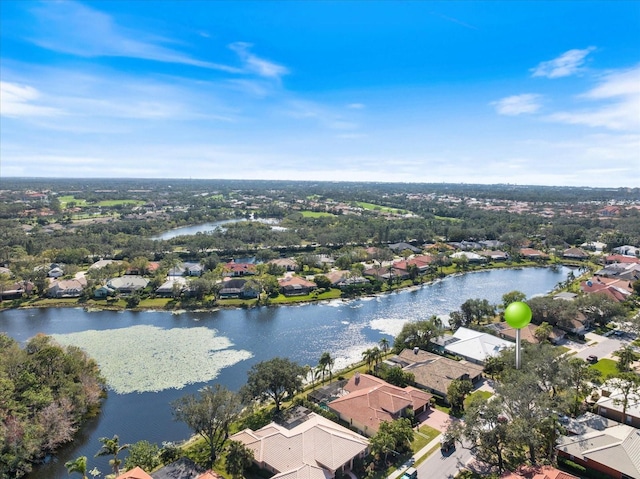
<box><xmin>0</xmin><ymin>266</ymin><xmax>571</xmax><ymax>479</ymax></box>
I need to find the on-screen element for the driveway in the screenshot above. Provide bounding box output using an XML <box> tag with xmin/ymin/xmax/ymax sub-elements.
<box><xmin>417</xmin><ymin>408</ymin><xmax>453</xmax><ymax>432</ymax></box>
<box><xmin>571</xmin><ymin>333</ymin><xmax>626</xmax><ymax>361</ymax></box>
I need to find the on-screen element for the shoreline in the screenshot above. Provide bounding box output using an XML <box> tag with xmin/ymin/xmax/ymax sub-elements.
<box><xmin>0</xmin><ymin>262</ymin><xmax>579</xmax><ymax>315</ymax></box>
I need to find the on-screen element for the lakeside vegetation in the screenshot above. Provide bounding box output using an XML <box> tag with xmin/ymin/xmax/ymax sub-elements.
<box><xmin>2</xmin><ymin>179</ymin><xmax>640</xmax><ymax>478</ymax></box>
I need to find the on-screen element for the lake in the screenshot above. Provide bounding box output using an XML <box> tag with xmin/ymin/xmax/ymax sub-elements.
<box><xmin>0</xmin><ymin>266</ymin><xmax>571</xmax><ymax>479</ymax></box>
<box><xmin>152</xmin><ymin>218</ymin><xmax>285</xmax><ymax>240</ymax></box>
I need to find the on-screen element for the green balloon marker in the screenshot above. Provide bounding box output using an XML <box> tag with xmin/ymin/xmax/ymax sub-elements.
<box><xmin>504</xmin><ymin>301</ymin><xmax>532</xmax><ymax>369</ymax></box>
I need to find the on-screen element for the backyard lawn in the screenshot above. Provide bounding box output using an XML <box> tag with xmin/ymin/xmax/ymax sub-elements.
<box><xmin>590</xmin><ymin>358</ymin><xmax>619</xmax><ymax>378</ymax></box>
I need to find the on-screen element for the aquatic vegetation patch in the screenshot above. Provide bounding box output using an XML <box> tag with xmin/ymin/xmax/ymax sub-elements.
<box><xmin>52</xmin><ymin>325</ymin><xmax>252</xmax><ymax>394</ymax></box>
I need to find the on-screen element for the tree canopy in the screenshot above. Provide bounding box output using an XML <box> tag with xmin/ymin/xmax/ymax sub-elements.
<box><xmin>0</xmin><ymin>334</ymin><xmax>105</xmax><ymax>479</ymax></box>
<box><xmin>241</xmin><ymin>357</ymin><xmax>306</xmax><ymax>413</ymax></box>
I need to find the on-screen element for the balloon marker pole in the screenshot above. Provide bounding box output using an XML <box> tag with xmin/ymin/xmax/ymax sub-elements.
<box><xmin>516</xmin><ymin>329</ymin><xmax>521</xmax><ymax>370</ymax></box>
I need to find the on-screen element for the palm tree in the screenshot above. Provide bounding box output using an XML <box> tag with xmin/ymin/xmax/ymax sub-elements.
<box><xmin>65</xmin><ymin>456</ymin><xmax>88</xmax><ymax>479</ymax></box>
<box><xmin>362</xmin><ymin>348</ymin><xmax>374</xmax><ymax>371</ymax></box>
<box><xmin>95</xmin><ymin>435</ymin><xmax>129</xmax><ymax>476</ymax></box>
<box><xmin>318</xmin><ymin>351</ymin><xmax>334</xmax><ymax>384</ymax></box>
<box><xmin>378</xmin><ymin>337</ymin><xmax>390</xmax><ymax>354</ymax></box>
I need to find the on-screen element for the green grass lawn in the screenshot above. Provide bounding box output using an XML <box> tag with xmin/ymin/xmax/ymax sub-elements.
<box><xmin>412</xmin><ymin>424</ymin><xmax>440</xmax><ymax>452</ymax></box>
<box><xmin>355</xmin><ymin>201</ymin><xmax>408</xmax><ymax>215</ymax></box>
<box><xmin>590</xmin><ymin>358</ymin><xmax>619</xmax><ymax>378</ymax></box>
<box><xmin>465</xmin><ymin>390</ymin><xmax>492</xmax><ymax>407</ymax></box>
<box><xmin>300</xmin><ymin>210</ymin><xmax>336</xmax><ymax>218</ymax></box>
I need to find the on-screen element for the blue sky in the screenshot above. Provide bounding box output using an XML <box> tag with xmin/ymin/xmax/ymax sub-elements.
<box><xmin>1</xmin><ymin>1</ymin><xmax>639</xmax><ymax>187</ymax></box>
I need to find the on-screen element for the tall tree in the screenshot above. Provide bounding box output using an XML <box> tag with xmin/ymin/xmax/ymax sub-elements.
<box><xmin>610</xmin><ymin>373</ymin><xmax>640</xmax><ymax>423</ymax></box>
<box><xmin>123</xmin><ymin>440</ymin><xmax>160</xmax><ymax>472</ymax></box>
<box><xmin>241</xmin><ymin>357</ymin><xmax>305</xmax><ymax>413</ymax></box>
<box><xmin>95</xmin><ymin>435</ymin><xmax>129</xmax><ymax>477</ymax></box>
<box><xmin>502</xmin><ymin>290</ymin><xmax>526</xmax><ymax>309</ymax></box>
<box><xmin>564</xmin><ymin>357</ymin><xmax>601</xmax><ymax>416</ymax></box>
<box><xmin>225</xmin><ymin>440</ymin><xmax>254</xmax><ymax>479</ymax></box>
<box><xmin>172</xmin><ymin>385</ymin><xmax>242</xmax><ymax>467</ymax></box>
<box><xmin>447</xmin><ymin>379</ymin><xmax>473</xmax><ymax>415</ymax></box>
<box><xmin>318</xmin><ymin>352</ymin><xmax>335</xmax><ymax>384</ymax></box>
<box><xmin>617</xmin><ymin>345</ymin><xmax>637</xmax><ymax>372</ymax></box>
<box><xmin>378</xmin><ymin>337</ymin><xmax>390</xmax><ymax>354</ymax></box>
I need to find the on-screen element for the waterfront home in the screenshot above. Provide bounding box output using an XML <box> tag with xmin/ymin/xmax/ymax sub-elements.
<box><xmin>581</xmin><ymin>277</ymin><xmax>633</xmax><ymax>302</ymax></box>
<box><xmin>116</xmin><ymin>466</ymin><xmax>153</xmax><ymax>479</ymax></box>
<box><xmin>230</xmin><ymin>408</ymin><xmax>369</xmax><ymax>479</ymax></box>
<box><xmin>443</xmin><ymin>327</ymin><xmax>514</xmax><ymax>364</ymax></box>
<box><xmin>151</xmin><ymin>457</ymin><xmax>205</xmax><ymax>479</ymax></box>
<box><xmin>155</xmin><ymin>277</ymin><xmax>188</xmax><ymax>297</ymax></box>
<box><xmin>0</xmin><ymin>281</ymin><xmax>34</xmax><ymax>300</ymax></box>
<box><xmin>556</xmin><ymin>423</ymin><xmax>640</xmax><ymax>479</ymax></box>
<box><xmin>386</xmin><ymin>348</ymin><xmax>484</xmax><ymax>400</ymax></box>
<box><xmin>278</xmin><ymin>275</ymin><xmax>317</xmax><ymax>296</ymax></box>
<box><xmin>107</xmin><ymin>275</ymin><xmax>149</xmax><ymax>294</ymax></box>
<box><xmin>451</xmin><ymin>251</ymin><xmax>486</xmax><ymax>263</ymax></box>
<box><xmin>328</xmin><ymin>373</ymin><xmax>431</xmax><ymax>436</ymax></box>
<box><xmin>218</xmin><ymin>278</ymin><xmax>260</xmax><ymax>299</ymax></box>
<box><xmin>478</xmin><ymin>250</ymin><xmax>509</xmax><ymax>261</ymax></box>
<box><xmin>519</xmin><ymin>248</ymin><xmax>548</xmax><ymax>260</ymax></box>
<box><xmin>47</xmin><ymin>278</ymin><xmax>86</xmax><ymax>298</ymax></box>
<box><xmin>563</xmin><ymin>247</ymin><xmax>590</xmax><ymax>260</ymax></box>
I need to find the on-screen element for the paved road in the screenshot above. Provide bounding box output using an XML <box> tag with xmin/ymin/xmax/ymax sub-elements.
<box><xmin>416</xmin><ymin>442</ymin><xmax>473</xmax><ymax>479</ymax></box>
<box><xmin>571</xmin><ymin>333</ymin><xmax>626</xmax><ymax>361</ymax></box>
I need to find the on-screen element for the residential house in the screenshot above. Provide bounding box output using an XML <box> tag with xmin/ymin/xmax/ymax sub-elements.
<box><xmin>278</xmin><ymin>276</ymin><xmax>317</xmax><ymax>296</ymax></box>
<box><xmin>562</xmin><ymin>247</ymin><xmax>589</xmax><ymax>260</ymax></box>
<box><xmin>185</xmin><ymin>263</ymin><xmax>204</xmax><ymax>276</ymax></box>
<box><xmin>88</xmin><ymin>259</ymin><xmax>118</xmax><ymax>270</ymax></box>
<box><xmin>581</xmin><ymin>278</ymin><xmax>633</xmax><ymax>302</ymax></box>
<box><xmin>595</xmin><ymin>263</ymin><xmax>640</xmax><ymax>282</ymax></box>
<box><xmin>155</xmin><ymin>277</ymin><xmax>188</xmax><ymax>297</ymax></box>
<box><xmin>451</xmin><ymin>251</ymin><xmax>486</xmax><ymax>263</ymax></box>
<box><xmin>519</xmin><ymin>248</ymin><xmax>548</xmax><ymax>260</ymax></box>
<box><xmin>48</xmin><ymin>266</ymin><xmax>64</xmax><ymax>278</ymax></box>
<box><xmin>324</xmin><ymin>270</ymin><xmax>351</xmax><ymax>286</ymax></box>
<box><xmin>0</xmin><ymin>281</ymin><xmax>34</xmax><ymax>300</ymax></box>
<box><xmin>223</xmin><ymin>261</ymin><xmax>257</xmax><ymax>277</ymax></box>
<box><xmin>116</xmin><ymin>466</ymin><xmax>153</xmax><ymax>479</ymax></box>
<box><xmin>500</xmin><ymin>465</ymin><xmax>579</xmax><ymax>479</ymax></box>
<box><xmin>386</xmin><ymin>349</ymin><xmax>484</xmax><ymax>400</ymax></box>
<box><xmin>168</xmin><ymin>265</ymin><xmax>186</xmax><ymax>277</ymax></box>
<box><xmin>606</xmin><ymin>254</ymin><xmax>640</xmax><ymax>265</ymax></box>
<box><xmin>491</xmin><ymin>322</ymin><xmax>565</xmax><ymax>345</ymax></box>
<box><xmin>107</xmin><ymin>276</ymin><xmax>149</xmax><ymax>294</ymax></box>
<box><xmin>94</xmin><ymin>285</ymin><xmax>116</xmax><ymax>299</ymax></box>
<box><xmin>328</xmin><ymin>373</ymin><xmax>432</xmax><ymax>436</ymax></box>
<box><xmin>151</xmin><ymin>457</ymin><xmax>205</xmax><ymax>479</ymax></box>
<box><xmin>556</xmin><ymin>423</ymin><xmax>640</xmax><ymax>479</ymax></box>
<box><xmin>388</xmin><ymin>242</ymin><xmax>421</xmax><ymax>254</ymax></box>
<box><xmin>581</xmin><ymin>241</ymin><xmax>607</xmax><ymax>253</ymax></box>
<box><xmin>230</xmin><ymin>408</ymin><xmax>369</xmax><ymax>479</ymax></box>
<box><xmin>218</xmin><ymin>278</ymin><xmax>260</xmax><ymax>299</ymax></box>
<box><xmin>597</xmin><ymin>381</ymin><xmax>640</xmax><ymax>428</ymax></box>
<box><xmin>268</xmin><ymin>258</ymin><xmax>298</xmax><ymax>271</ymax></box>
<box><xmin>48</xmin><ymin>278</ymin><xmax>86</xmax><ymax>298</ymax></box>
<box><xmin>479</xmin><ymin>250</ymin><xmax>509</xmax><ymax>261</ymax></box>
<box><xmin>612</xmin><ymin>245</ymin><xmax>640</xmax><ymax>257</ymax></box>
<box><xmin>443</xmin><ymin>327</ymin><xmax>514</xmax><ymax>364</ymax></box>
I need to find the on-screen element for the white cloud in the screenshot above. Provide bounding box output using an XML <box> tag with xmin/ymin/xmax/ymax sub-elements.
<box><xmin>548</xmin><ymin>66</ymin><xmax>640</xmax><ymax>131</ymax></box>
<box><xmin>531</xmin><ymin>47</ymin><xmax>596</xmax><ymax>78</ymax></box>
<box><xmin>28</xmin><ymin>1</ymin><xmax>240</xmax><ymax>72</ymax></box>
<box><xmin>229</xmin><ymin>42</ymin><xmax>289</xmax><ymax>80</ymax></box>
<box><xmin>491</xmin><ymin>94</ymin><xmax>542</xmax><ymax>116</ymax></box>
<box><xmin>347</xmin><ymin>103</ymin><xmax>365</xmax><ymax>109</ymax></box>
<box><xmin>0</xmin><ymin>81</ymin><xmax>64</xmax><ymax>118</ymax></box>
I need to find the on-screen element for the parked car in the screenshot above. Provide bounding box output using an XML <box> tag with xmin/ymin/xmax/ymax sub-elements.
<box><xmin>441</xmin><ymin>437</ymin><xmax>456</xmax><ymax>454</ymax></box>
<box><xmin>586</xmin><ymin>355</ymin><xmax>598</xmax><ymax>364</ymax></box>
